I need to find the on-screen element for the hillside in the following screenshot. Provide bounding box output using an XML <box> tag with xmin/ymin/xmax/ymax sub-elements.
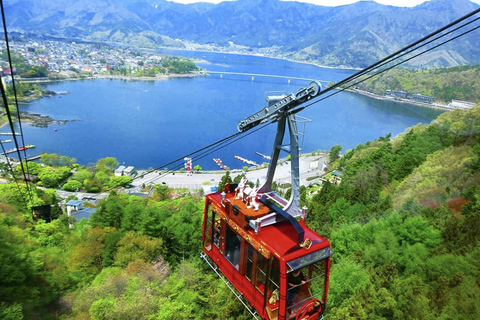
<box><xmin>4</xmin><ymin>0</ymin><xmax>480</xmax><ymax>68</ymax></box>
<box><xmin>309</xmin><ymin>104</ymin><xmax>480</xmax><ymax>318</ymax></box>
<box><xmin>1</xmin><ymin>102</ymin><xmax>480</xmax><ymax>318</ymax></box>
<box><xmin>354</xmin><ymin>64</ymin><xmax>480</xmax><ymax>103</ymax></box>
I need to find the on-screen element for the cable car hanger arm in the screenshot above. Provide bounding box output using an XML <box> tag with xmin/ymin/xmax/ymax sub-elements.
<box><xmin>237</xmin><ymin>81</ymin><xmax>322</xmax><ymax>132</ymax></box>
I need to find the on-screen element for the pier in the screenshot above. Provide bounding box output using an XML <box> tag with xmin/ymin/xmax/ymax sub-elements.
<box><xmin>0</xmin><ymin>132</ymin><xmax>21</xmax><ymax>136</ymax></box>
<box><xmin>2</xmin><ymin>145</ymin><xmax>36</xmax><ymax>155</ymax></box>
<box><xmin>26</xmin><ymin>155</ymin><xmax>42</xmax><ymax>161</ymax></box>
<box><xmin>205</xmin><ymin>70</ymin><xmax>330</xmax><ymax>84</ymax></box>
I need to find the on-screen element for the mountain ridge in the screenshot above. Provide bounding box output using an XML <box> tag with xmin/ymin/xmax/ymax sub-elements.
<box><xmin>4</xmin><ymin>0</ymin><xmax>480</xmax><ymax>68</ymax></box>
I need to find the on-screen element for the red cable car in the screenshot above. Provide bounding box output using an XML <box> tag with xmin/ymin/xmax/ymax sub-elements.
<box><xmin>201</xmin><ymin>82</ymin><xmax>333</xmax><ymax>320</ymax></box>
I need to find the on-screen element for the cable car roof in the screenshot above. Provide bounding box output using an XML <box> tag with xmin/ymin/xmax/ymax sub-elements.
<box><xmin>208</xmin><ymin>192</ymin><xmax>330</xmax><ymax>262</ymax></box>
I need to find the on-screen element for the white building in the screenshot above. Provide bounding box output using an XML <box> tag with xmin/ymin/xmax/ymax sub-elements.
<box><xmin>115</xmin><ymin>165</ymin><xmax>126</xmax><ymax>176</ymax></box>
<box><xmin>449</xmin><ymin>100</ymin><xmax>476</xmax><ymax>110</ymax></box>
<box><xmin>124</xmin><ymin>166</ymin><xmax>135</xmax><ymax>177</ymax></box>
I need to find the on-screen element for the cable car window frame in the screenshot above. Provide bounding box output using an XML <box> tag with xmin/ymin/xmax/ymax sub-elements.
<box><xmin>255</xmin><ymin>251</ymin><xmax>269</xmax><ymax>294</ymax></box>
<box><xmin>224</xmin><ymin>225</ymin><xmax>241</xmax><ymax>270</ymax></box>
<box><xmin>213</xmin><ymin>212</ymin><xmax>221</xmax><ymax>250</ymax></box>
<box><xmin>286</xmin><ymin>257</ymin><xmax>329</xmax><ymax>317</ymax></box>
<box><xmin>203</xmin><ymin>203</ymin><xmax>213</xmax><ymax>251</ymax></box>
<box><xmin>245</xmin><ymin>242</ymin><xmax>255</xmax><ymax>282</ymax></box>
<box><xmin>203</xmin><ymin>203</ymin><xmax>222</xmax><ymax>252</ymax></box>
<box><xmin>286</xmin><ymin>247</ymin><xmax>333</xmax><ymax>272</ymax></box>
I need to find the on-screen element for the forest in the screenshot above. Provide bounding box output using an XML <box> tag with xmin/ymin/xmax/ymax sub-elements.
<box><xmin>1</xmin><ymin>104</ymin><xmax>479</xmax><ymax>319</ymax></box>
<box><xmin>354</xmin><ymin>65</ymin><xmax>480</xmax><ymax>103</ymax></box>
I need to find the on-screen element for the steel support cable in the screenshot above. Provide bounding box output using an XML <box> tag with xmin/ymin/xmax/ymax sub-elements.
<box><xmin>0</xmin><ymin>0</ymin><xmax>33</xmax><ymax>203</ymax></box>
<box><xmin>330</xmin><ymin>14</ymin><xmax>480</xmax><ymax>93</ymax></box>
<box><xmin>127</xmin><ymin>10</ymin><xmax>480</xmax><ymax>193</ymax></box>
<box><xmin>0</xmin><ymin>137</ymin><xmax>29</xmax><ymax>207</ymax></box>
<box><xmin>139</xmin><ymin>123</ymin><xmax>272</xmax><ymax>187</ymax></box>
<box><xmin>101</xmin><ymin>130</ymin><xmax>244</xmax><ymax>193</ymax></box>
<box><xmin>0</xmin><ymin>78</ymin><xmax>33</xmax><ymax>197</ymax></box>
<box><xmin>297</xmin><ymin>22</ymin><xmax>480</xmax><ymax>112</ymax></box>
<box><xmin>306</xmin><ymin>13</ymin><xmax>480</xmax><ymax>108</ymax></box>
<box><xmin>313</xmin><ymin>7</ymin><xmax>480</xmax><ymax>100</ymax></box>
<box><xmin>148</xmin><ymin>131</ymin><xmax>243</xmax><ymax>174</ymax></box>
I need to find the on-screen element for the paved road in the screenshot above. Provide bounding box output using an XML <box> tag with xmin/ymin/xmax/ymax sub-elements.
<box><xmin>129</xmin><ymin>155</ymin><xmax>326</xmax><ymax>193</ymax></box>
<box><xmin>54</xmin><ymin>155</ymin><xmax>326</xmax><ymax>201</ymax></box>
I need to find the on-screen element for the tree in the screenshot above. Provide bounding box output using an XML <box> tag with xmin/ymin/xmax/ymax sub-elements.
<box><xmin>40</xmin><ymin>153</ymin><xmax>61</xmax><ymax>166</ymax></box>
<box><xmin>154</xmin><ymin>184</ymin><xmax>170</xmax><ymax>201</ymax></box>
<box><xmin>96</xmin><ymin>157</ymin><xmax>119</xmax><ymax>173</ymax></box>
<box><xmin>328</xmin><ymin>145</ymin><xmax>343</xmax><ymax>162</ymax></box>
<box><xmin>14</xmin><ymin>161</ymin><xmax>43</xmax><ymax>176</ymax></box>
<box><xmin>72</xmin><ymin>168</ymin><xmax>93</xmax><ymax>184</ymax></box>
<box><xmin>217</xmin><ymin>171</ymin><xmax>232</xmax><ymax>192</ymax></box>
<box><xmin>63</xmin><ymin>180</ymin><xmax>82</xmax><ymax>192</ymax></box>
<box><xmin>59</xmin><ymin>155</ymin><xmax>77</xmax><ymax>167</ymax></box>
<box><xmin>108</xmin><ymin>176</ymin><xmax>133</xmax><ymax>188</ymax></box>
<box><xmin>193</xmin><ymin>164</ymin><xmax>202</xmax><ymax>172</ymax></box>
<box><xmin>90</xmin><ymin>193</ymin><xmax>126</xmax><ymax>229</ymax></box>
<box><xmin>38</xmin><ymin>168</ymin><xmax>62</xmax><ymax>188</ymax></box>
<box><xmin>114</xmin><ymin>231</ymin><xmax>163</xmax><ymax>267</ymax></box>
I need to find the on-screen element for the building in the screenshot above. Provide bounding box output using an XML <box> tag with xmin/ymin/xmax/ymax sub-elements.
<box><xmin>409</xmin><ymin>93</ymin><xmax>434</xmax><ymax>104</ymax></box>
<box><xmin>449</xmin><ymin>100</ymin><xmax>476</xmax><ymax>110</ymax></box>
<box><xmin>124</xmin><ymin>166</ymin><xmax>135</xmax><ymax>177</ymax></box>
<box><xmin>386</xmin><ymin>90</ymin><xmax>408</xmax><ymax>99</ymax></box>
<box><xmin>66</xmin><ymin>199</ymin><xmax>96</xmax><ymax>223</ymax></box>
<box><xmin>386</xmin><ymin>90</ymin><xmax>434</xmax><ymax>104</ymax></box>
<box><xmin>115</xmin><ymin>165</ymin><xmax>126</xmax><ymax>176</ymax></box>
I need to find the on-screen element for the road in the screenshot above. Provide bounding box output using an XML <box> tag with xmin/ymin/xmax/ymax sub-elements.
<box><xmin>128</xmin><ymin>155</ymin><xmax>326</xmax><ymax>193</ymax></box>
<box><xmin>53</xmin><ymin>155</ymin><xmax>326</xmax><ymax>201</ymax></box>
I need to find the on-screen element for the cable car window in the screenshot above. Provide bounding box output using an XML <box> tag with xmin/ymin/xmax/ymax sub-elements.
<box><xmin>286</xmin><ymin>257</ymin><xmax>329</xmax><ymax>318</ymax></box>
<box><xmin>269</xmin><ymin>258</ymin><xmax>280</xmax><ymax>293</ymax></box>
<box><xmin>266</xmin><ymin>258</ymin><xmax>280</xmax><ymax>308</ymax></box>
<box><xmin>255</xmin><ymin>253</ymin><xmax>268</xmax><ymax>294</ymax></box>
<box><xmin>245</xmin><ymin>243</ymin><xmax>254</xmax><ymax>281</ymax></box>
<box><xmin>203</xmin><ymin>206</ymin><xmax>222</xmax><ymax>251</ymax></box>
<box><xmin>224</xmin><ymin>226</ymin><xmax>241</xmax><ymax>270</ymax></box>
<box><xmin>213</xmin><ymin>214</ymin><xmax>221</xmax><ymax>250</ymax></box>
<box><xmin>286</xmin><ymin>247</ymin><xmax>332</xmax><ymax>272</ymax></box>
<box><xmin>203</xmin><ymin>204</ymin><xmax>213</xmax><ymax>251</ymax></box>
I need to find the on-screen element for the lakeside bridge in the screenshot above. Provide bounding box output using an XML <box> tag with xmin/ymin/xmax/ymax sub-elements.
<box><xmin>205</xmin><ymin>70</ymin><xmax>330</xmax><ymax>83</ymax></box>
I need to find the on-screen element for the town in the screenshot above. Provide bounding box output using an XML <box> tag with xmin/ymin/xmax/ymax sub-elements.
<box><xmin>0</xmin><ymin>35</ymin><xmax>199</xmax><ymax>81</ymax></box>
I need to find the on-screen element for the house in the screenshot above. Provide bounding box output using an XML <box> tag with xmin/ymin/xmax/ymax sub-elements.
<box><xmin>66</xmin><ymin>199</ymin><xmax>96</xmax><ymax>222</ymax></box>
<box><xmin>409</xmin><ymin>93</ymin><xmax>434</xmax><ymax>104</ymax></box>
<box><xmin>124</xmin><ymin>166</ymin><xmax>135</xmax><ymax>177</ymax></box>
<box><xmin>115</xmin><ymin>165</ymin><xmax>126</xmax><ymax>176</ymax></box>
<box><xmin>449</xmin><ymin>100</ymin><xmax>476</xmax><ymax>110</ymax></box>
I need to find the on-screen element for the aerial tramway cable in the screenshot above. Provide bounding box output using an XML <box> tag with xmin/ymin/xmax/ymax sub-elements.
<box><xmin>139</xmin><ymin>123</ymin><xmax>272</xmax><ymax>187</ymax></box>
<box><xmin>1</xmin><ymin>1</ymin><xmax>477</xmax><ymax>204</ymax></box>
<box><xmin>309</xmin><ymin>7</ymin><xmax>480</xmax><ymax>101</ymax></box>
<box><xmin>0</xmin><ymin>135</ymin><xmax>30</xmax><ymax>208</ymax></box>
<box><xmin>298</xmin><ymin>14</ymin><xmax>480</xmax><ymax>111</ymax></box>
<box><xmin>0</xmin><ymin>0</ymin><xmax>34</xmax><ymax>205</ymax></box>
<box><xmin>128</xmin><ymin>7</ymin><xmax>480</xmax><ymax>191</ymax></box>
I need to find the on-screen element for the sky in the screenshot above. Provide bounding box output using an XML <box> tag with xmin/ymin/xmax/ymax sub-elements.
<box><xmin>167</xmin><ymin>0</ymin><xmax>480</xmax><ymax>7</ymax></box>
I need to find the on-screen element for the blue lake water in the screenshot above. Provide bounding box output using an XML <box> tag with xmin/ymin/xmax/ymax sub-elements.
<box><xmin>8</xmin><ymin>51</ymin><xmax>443</xmax><ymax>170</ymax></box>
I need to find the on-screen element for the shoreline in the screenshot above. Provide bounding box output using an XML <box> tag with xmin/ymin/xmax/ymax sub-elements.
<box><xmin>18</xmin><ymin>71</ymin><xmax>205</xmax><ymax>84</ymax></box>
<box><xmin>351</xmin><ymin>88</ymin><xmax>453</xmax><ymax>112</ymax></box>
<box><xmin>170</xmin><ymin>46</ymin><xmax>360</xmax><ymax>71</ymax></box>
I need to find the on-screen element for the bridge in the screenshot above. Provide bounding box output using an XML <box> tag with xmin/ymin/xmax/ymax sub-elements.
<box><xmin>205</xmin><ymin>70</ymin><xmax>330</xmax><ymax>83</ymax></box>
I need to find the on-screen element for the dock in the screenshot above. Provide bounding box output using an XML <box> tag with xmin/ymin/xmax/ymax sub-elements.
<box><xmin>235</xmin><ymin>155</ymin><xmax>258</xmax><ymax>166</ymax></box>
<box><xmin>26</xmin><ymin>155</ymin><xmax>41</xmax><ymax>161</ymax></box>
<box><xmin>0</xmin><ymin>132</ymin><xmax>21</xmax><ymax>136</ymax></box>
<box><xmin>2</xmin><ymin>145</ymin><xmax>36</xmax><ymax>155</ymax></box>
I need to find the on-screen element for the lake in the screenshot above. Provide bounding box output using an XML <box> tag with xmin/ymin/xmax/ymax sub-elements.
<box><xmin>7</xmin><ymin>51</ymin><xmax>443</xmax><ymax>170</ymax></box>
